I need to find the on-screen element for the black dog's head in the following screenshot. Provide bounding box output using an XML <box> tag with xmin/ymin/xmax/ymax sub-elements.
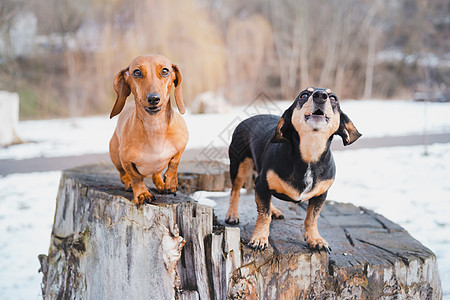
<box><xmin>272</xmin><ymin>87</ymin><xmax>361</xmax><ymax>147</ymax></box>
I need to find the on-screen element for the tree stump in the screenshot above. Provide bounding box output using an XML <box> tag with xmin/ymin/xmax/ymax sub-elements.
<box><xmin>39</xmin><ymin>163</ymin><xmax>442</xmax><ymax>299</ymax></box>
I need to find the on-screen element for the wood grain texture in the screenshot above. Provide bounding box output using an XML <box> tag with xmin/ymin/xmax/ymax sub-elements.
<box><xmin>39</xmin><ymin>163</ymin><xmax>442</xmax><ymax>299</ymax></box>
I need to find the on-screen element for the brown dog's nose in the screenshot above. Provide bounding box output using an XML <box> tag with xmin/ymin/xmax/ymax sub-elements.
<box><xmin>147</xmin><ymin>93</ymin><xmax>160</xmax><ymax>106</ymax></box>
<box><xmin>312</xmin><ymin>90</ymin><xmax>328</xmax><ymax>104</ymax></box>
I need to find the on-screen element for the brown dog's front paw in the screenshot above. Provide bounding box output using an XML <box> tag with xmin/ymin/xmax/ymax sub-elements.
<box><xmin>304</xmin><ymin>232</ymin><xmax>331</xmax><ymax>253</ymax></box>
<box><xmin>164</xmin><ymin>176</ymin><xmax>178</xmax><ymax>194</ymax></box>
<box><xmin>121</xmin><ymin>174</ymin><xmax>132</xmax><ymax>191</ymax></box>
<box><xmin>152</xmin><ymin>173</ymin><xmax>165</xmax><ymax>193</ymax></box>
<box><xmin>248</xmin><ymin>235</ymin><xmax>269</xmax><ymax>251</ymax></box>
<box><xmin>225</xmin><ymin>211</ymin><xmax>240</xmax><ymax>225</ymax></box>
<box><xmin>134</xmin><ymin>190</ymin><xmax>155</xmax><ymax>207</ymax></box>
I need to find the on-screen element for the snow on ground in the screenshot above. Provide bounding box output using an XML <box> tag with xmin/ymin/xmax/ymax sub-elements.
<box><xmin>0</xmin><ymin>171</ymin><xmax>60</xmax><ymax>300</ymax></box>
<box><xmin>1</xmin><ymin>99</ymin><xmax>450</xmax><ymax>160</ymax></box>
<box><xmin>330</xmin><ymin>143</ymin><xmax>450</xmax><ymax>295</ymax></box>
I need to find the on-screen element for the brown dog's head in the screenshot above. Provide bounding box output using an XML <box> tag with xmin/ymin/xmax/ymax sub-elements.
<box><xmin>273</xmin><ymin>87</ymin><xmax>361</xmax><ymax>146</ymax></box>
<box><xmin>110</xmin><ymin>55</ymin><xmax>185</xmax><ymax>118</ymax></box>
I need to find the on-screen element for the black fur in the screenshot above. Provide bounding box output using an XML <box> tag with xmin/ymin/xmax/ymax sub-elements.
<box><xmin>227</xmin><ymin>87</ymin><xmax>361</xmax><ymax>251</ymax></box>
<box><xmin>229</xmin><ymin>114</ymin><xmax>336</xmax><ymax>206</ymax></box>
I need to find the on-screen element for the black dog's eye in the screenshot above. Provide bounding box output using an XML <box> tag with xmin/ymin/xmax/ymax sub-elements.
<box><xmin>133</xmin><ymin>69</ymin><xmax>142</xmax><ymax>78</ymax></box>
<box><xmin>300</xmin><ymin>93</ymin><xmax>309</xmax><ymax>99</ymax></box>
<box><xmin>330</xmin><ymin>95</ymin><xmax>337</xmax><ymax>102</ymax></box>
<box><xmin>160</xmin><ymin>68</ymin><xmax>170</xmax><ymax>77</ymax></box>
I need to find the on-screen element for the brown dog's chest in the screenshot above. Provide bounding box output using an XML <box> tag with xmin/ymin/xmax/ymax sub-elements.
<box><xmin>130</xmin><ymin>142</ymin><xmax>178</xmax><ymax>176</ymax></box>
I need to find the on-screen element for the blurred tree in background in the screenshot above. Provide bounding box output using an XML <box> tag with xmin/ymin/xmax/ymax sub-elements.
<box><xmin>0</xmin><ymin>0</ymin><xmax>448</xmax><ymax>119</ymax></box>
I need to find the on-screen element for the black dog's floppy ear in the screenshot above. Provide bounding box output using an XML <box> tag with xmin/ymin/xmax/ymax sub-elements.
<box><xmin>110</xmin><ymin>67</ymin><xmax>131</xmax><ymax>119</ymax></box>
<box><xmin>272</xmin><ymin>103</ymin><xmax>295</xmax><ymax>143</ymax></box>
<box><xmin>335</xmin><ymin>111</ymin><xmax>362</xmax><ymax>146</ymax></box>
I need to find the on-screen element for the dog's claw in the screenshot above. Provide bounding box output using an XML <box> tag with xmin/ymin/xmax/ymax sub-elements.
<box><xmin>166</xmin><ymin>189</ymin><xmax>177</xmax><ymax>196</ymax></box>
<box><xmin>248</xmin><ymin>237</ymin><xmax>268</xmax><ymax>251</ymax></box>
<box><xmin>146</xmin><ymin>194</ymin><xmax>156</xmax><ymax>203</ymax></box>
<box><xmin>309</xmin><ymin>243</ymin><xmax>331</xmax><ymax>254</ymax></box>
<box><xmin>272</xmin><ymin>214</ymin><xmax>284</xmax><ymax>220</ymax></box>
<box><xmin>225</xmin><ymin>218</ymin><xmax>239</xmax><ymax>225</ymax></box>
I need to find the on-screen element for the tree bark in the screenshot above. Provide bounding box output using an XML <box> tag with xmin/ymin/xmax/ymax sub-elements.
<box><xmin>39</xmin><ymin>163</ymin><xmax>442</xmax><ymax>299</ymax></box>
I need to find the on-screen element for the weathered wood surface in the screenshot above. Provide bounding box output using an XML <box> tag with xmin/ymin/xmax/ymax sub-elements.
<box><xmin>213</xmin><ymin>193</ymin><xmax>442</xmax><ymax>299</ymax></box>
<box><xmin>39</xmin><ymin>163</ymin><xmax>442</xmax><ymax>299</ymax></box>
<box><xmin>39</xmin><ymin>163</ymin><xmax>241</xmax><ymax>300</ymax></box>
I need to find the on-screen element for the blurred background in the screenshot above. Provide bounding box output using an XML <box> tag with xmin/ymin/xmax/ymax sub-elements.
<box><xmin>0</xmin><ymin>0</ymin><xmax>448</xmax><ymax>119</ymax></box>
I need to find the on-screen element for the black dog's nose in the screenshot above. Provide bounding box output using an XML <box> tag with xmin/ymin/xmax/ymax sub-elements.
<box><xmin>146</xmin><ymin>93</ymin><xmax>160</xmax><ymax>106</ymax></box>
<box><xmin>312</xmin><ymin>90</ymin><xmax>328</xmax><ymax>104</ymax></box>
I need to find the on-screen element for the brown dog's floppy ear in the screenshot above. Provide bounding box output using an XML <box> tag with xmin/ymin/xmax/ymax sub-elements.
<box><xmin>172</xmin><ymin>64</ymin><xmax>185</xmax><ymax>114</ymax></box>
<box><xmin>272</xmin><ymin>103</ymin><xmax>295</xmax><ymax>143</ymax></box>
<box><xmin>110</xmin><ymin>67</ymin><xmax>131</xmax><ymax>119</ymax></box>
<box><xmin>335</xmin><ymin>111</ymin><xmax>362</xmax><ymax>146</ymax></box>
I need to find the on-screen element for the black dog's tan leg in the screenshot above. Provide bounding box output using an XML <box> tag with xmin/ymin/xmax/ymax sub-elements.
<box><xmin>304</xmin><ymin>193</ymin><xmax>330</xmax><ymax>252</ymax></box>
<box><xmin>270</xmin><ymin>203</ymin><xmax>284</xmax><ymax>219</ymax></box>
<box><xmin>249</xmin><ymin>192</ymin><xmax>272</xmax><ymax>250</ymax></box>
<box><xmin>248</xmin><ymin>177</ymin><xmax>273</xmax><ymax>250</ymax></box>
<box><xmin>226</xmin><ymin>158</ymin><xmax>254</xmax><ymax>225</ymax></box>
<box><xmin>123</xmin><ymin>163</ymin><xmax>155</xmax><ymax>207</ymax></box>
<box><xmin>164</xmin><ymin>151</ymin><xmax>183</xmax><ymax>194</ymax></box>
<box><xmin>152</xmin><ymin>172</ymin><xmax>165</xmax><ymax>192</ymax></box>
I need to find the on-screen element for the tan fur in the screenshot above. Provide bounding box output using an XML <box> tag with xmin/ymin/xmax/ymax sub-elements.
<box><xmin>267</xmin><ymin>169</ymin><xmax>301</xmax><ymax>200</ymax></box>
<box><xmin>291</xmin><ymin>95</ymin><xmax>340</xmax><ymax>163</ymax></box>
<box><xmin>270</xmin><ymin>203</ymin><xmax>284</xmax><ymax>218</ymax></box>
<box><xmin>304</xmin><ymin>200</ymin><xmax>328</xmax><ymax>249</ymax></box>
<box><xmin>226</xmin><ymin>158</ymin><xmax>254</xmax><ymax>223</ymax></box>
<box><xmin>267</xmin><ymin>170</ymin><xmax>334</xmax><ymax>202</ymax></box>
<box><xmin>109</xmin><ymin>55</ymin><xmax>188</xmax><ymax>207</ymax></box>
<box><xmin>249</xmin><ymin>194</ymin><xmax>272</xmax><ymax>249</ymax></box>
<box><xmin>343</xmin><ymin>120</ymin><xmax>361</xmax><ymax>144</ymax></box>
<box><xmin>300</xmin><ymin>179</ymin><xmax>334</xmax><ymax>201</ymax></box>
<box><xmin>227</xmin><ymin>159</ymin><xmax>284</xmax><ymax>224</ymax></box>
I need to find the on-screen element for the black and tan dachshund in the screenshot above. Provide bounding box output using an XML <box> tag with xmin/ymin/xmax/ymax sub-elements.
<box><xmin>225</xmin><ymin>87</ymin><xmax>361</xmax><ymax>251</ymax></box>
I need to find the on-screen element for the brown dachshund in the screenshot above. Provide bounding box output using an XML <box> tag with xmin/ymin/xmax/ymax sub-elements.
<box><xmin>109</xmin><ymin>55</ymin><xmax>188</xmax><ymax>207</ymax></box>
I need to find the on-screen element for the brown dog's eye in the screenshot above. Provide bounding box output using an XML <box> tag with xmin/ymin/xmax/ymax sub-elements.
<box><xmin>160</xmin><ymin>68</ymin><xmax>170</xmax><ymax>77</ymax></box>
<box><xmin>133</xmin><ymin>69</ymin><xmax>142</xmax><ymax>78</ymax></box>
<box><xmin>300</xmin><ymin>93</ymin><xmax>309</xmax><ymax>99</ymax></box>
<box><xmin>330</xmin><ymin>95</ymin><xmax>337</xmax><ymax>102</ymax></box>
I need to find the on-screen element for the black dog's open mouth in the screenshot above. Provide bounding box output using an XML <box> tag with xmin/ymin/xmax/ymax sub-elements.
<box><xmin>305</xmin><ymin>109</ymin><xmax>330</xmax><ymax>122</ymax></box>
<box><xmin>144</xmin><ymin>106</ymin><xmax>162</xmax><ymax>114</ymax></box>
